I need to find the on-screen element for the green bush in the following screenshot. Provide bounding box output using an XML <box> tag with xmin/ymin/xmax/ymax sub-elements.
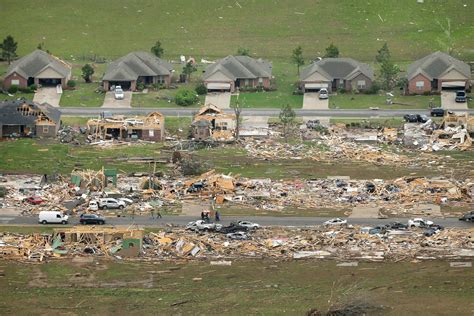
<box><xmin>8</xmin><ymin>85</ymin><xmax>18</xmax><ymax>94</ymax></box>
<box><xmin>137</xmin><ymin>82</ymin><xmax>145</xmax><ymax>91</ymax></box>
<box><xmin>175</xmin><ymin>89</ymin><xmax>198</xmax><ymax>106</ymax></box>
<box><xmin>28</xmin><ymin>84</ymin><xmax>37</xmax><ymax>91</ymax></box>
<box><xmin>365</xmin><ymin>82</ymin><xmax>380</xmax><ymax>95</ymax></box>
<box><xmin>195</xmin><ymin>83</ymin><xmax>207</xmax><ymax>95</ymax></box>
<box><xmin>19</xmin><ymin>87</ymin><xmax>33</xmax><ymax>93</ymax></box>
<box><xmin>67</xmin><ymin>80</ymin><xmax>76</xmax><ymax>88</ymax></box>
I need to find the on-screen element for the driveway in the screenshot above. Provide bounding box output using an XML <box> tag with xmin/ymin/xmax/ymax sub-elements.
<box><xmin>102</xmin><ymin>91</ymin><xmax>132</xmax><ymax>108</ymax></box>
<box><xmin>33</xmin><ymin>87</ymin><xmax>62</xmax><ymax>107</ymax></box>
<box><xmin>441</xmin><ymin>91</ymin><xmax>467</xmax><ymax>110</ymax></box>
<box><xmin>205</xmin><ymin>92</ymin><xmax>231</xmax><ymax>109</ymax></box>
<box><xmin>303</xmin><ymin>93</ymin><xmax>328</xmax><ymax>110</ymax></box>
<box><xmin>242</xmin><ymin>115</ymin><xmax>269</xmax><ymax>129</ymax></box>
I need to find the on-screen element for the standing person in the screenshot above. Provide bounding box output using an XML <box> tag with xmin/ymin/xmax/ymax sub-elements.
<box><xmin>156</xmin><ymin>209</ymin><xmax>162</xmax><ymax>219</ymax></box>
<box><xmin>131</xmin><ymin>207</ymin><xmax>135</xmax><ymax>220</ymax></box>
<box><xmin>215</xmin><ymin>210</ymin><xmax>220</xmax><ymax>222</ymax></box>
<box><xmin>150</xmin><ymin>208</ymin><xmax>155</xmax><ymax>219</ymax></box>
<box><xmin>201</xmin><ymin>211</ymin><xmax>205</xmax><ymax>220</ymax></box>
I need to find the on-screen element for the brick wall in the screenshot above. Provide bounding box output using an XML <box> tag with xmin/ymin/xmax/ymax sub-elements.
<box><xmin>408</xmin><ymin>74</ymin><xmax>431</xmax><ymax>94</ymax></box>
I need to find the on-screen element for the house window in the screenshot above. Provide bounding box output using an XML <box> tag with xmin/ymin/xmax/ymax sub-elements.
<box><xmin>11</xmin><ymin>79</ymin><xmax>20</xmax><ymax>86</ymax></box>
<box><xmin>357</xmin><ymin>80</ymin><xmax>366</xmax><ymax>89</ymax></box>
<box><xmin>149</xmin><ymin>130</ymin><xmax>155</xmax><ymax>137</ymax></box>
<box><xmin>258</xmin><ymin>77</ymin><xmax>263</xmax><ymax>85</ymax></box>
<box><xmin>157</xmin><ymin>76</ymin><xmax>165</xmax><ymax>84</ymax></box>
<box><xmin>338</xmin><ymin>80</ymin><xmax>344</xmax><ymax>89</ymax></box>
<box><xmin>244</xmin><ymin>79</ymin><xmax>249</xmax><ymax>86</ymax></box>
<box><xmin>416</xmin><ymin>81</ymin><xmax>425</xmax><ymax>90</ymax></box>
<box><xmin>42</xmin><ymin>126</ymin><xmax>49</xmax><ymax>133</ymax></box>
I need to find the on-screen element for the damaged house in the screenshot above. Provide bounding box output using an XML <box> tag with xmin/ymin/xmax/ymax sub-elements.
<box><xmin>192</xmin><ymin>104</ymin><xmax>236</xmax><ymax>141</ymax></box>
<box><xmin>0</xmin><ymin>99</ymin><xmax>61</xmax><ymax>138</ymax></box>
<box><xmin>87</xmin><ymin>111</ymin><xmax>165</xmax><ymax>142</ymax></box>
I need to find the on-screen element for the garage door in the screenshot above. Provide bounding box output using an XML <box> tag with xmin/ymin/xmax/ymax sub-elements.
<box><xmin>207</xmin><ymin>82</ymin><xmax>231</xmax><ymax>92</ymax></box>
<box><xmin>441</xmin><ymin>81</ymin><xmax>466</xmax><ymax>89</ymax></box>
<box><xmin>305</xmin><ymin>83</ymin><xmax>328</xmax><ymax>92</ymax></box>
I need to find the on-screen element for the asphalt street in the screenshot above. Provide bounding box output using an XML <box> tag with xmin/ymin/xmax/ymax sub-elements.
<box><xmin>0</xmin><ymin>215</ymin><xmax>472</xmax><ymax>229</ymax></box>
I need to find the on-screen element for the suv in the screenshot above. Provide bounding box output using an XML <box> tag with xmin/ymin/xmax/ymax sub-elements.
<box><xmin>98</xmin><ymin>198</ymin><xmax>126</xmax><ymax>210</ymax></box>
<box><xmin>403</xmin><ymin>114</ymin><xmax>418</xmax><ymax>123</ymax></box>
<box><xmin>455</xmin><ymin>90</ymin><xmax>467</xmax><ymax>103</ymax></box>
<box><xmin>430</xmin><ymin>108</ymin><xmax>445</xmax><ymax>117</ymax></box>
<box><xmin>80</xmin><ymin>214</ymin><xmax>105</xmax><ymax>225</ymax></box>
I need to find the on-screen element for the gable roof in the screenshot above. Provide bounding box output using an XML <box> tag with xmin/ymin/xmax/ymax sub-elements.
<box><xmin>300</xmin><ymin>58</ymin><xmax>374</xmax><ymax>81</ymax></box>
<box><xmin>103</xmin><ymin>51</ymin><xmax>174</xmax><ymax>81</ymax></box>
<box><xmin>0</xmin><ymin>99</ymin><xmax>61</xmax><ymax>125</ymax></box>
<box><xmin>6</xmin><ymin>50</ymin><xmax>71</xmax><ymax>79</ymax></box>
<box><xmin>407</xmin><ymin>51</ymin><xmax>471</xmax><ymax>81</ymax></box>
<box><xmin>203</xmin><ymin>55</ymin><xmax>272</xmax><ymax>81</ymax></box>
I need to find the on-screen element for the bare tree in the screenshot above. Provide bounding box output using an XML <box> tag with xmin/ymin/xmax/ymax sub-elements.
<box><xmin>233</xmin><ymin>98</ymin><xmax>243</xmax><ymax>139</ymax></box>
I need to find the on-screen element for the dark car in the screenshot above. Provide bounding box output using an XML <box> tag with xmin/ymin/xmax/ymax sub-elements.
<box><xmin>424</xmin><ymin>228</ymin><xmax>439</xmax><ymax>237</ymax></box>
<box><xmin>403</xmin><ymin>114</ymin><xmax>418</xmax><ymax>123</ymax></box>
<box><xmin>386</xmin><ymin>222</ymin><xmax>408</xmax><ymax>230</ymax></box>
<box><xmin>430</xmin><ymin>108</ymin><xmax>445</xmax><ymax>117</ymax></box>
<box><xmin>459</xmin><ymin>212</ymin><xmax>474</xmax><ymax>222</ymax></box>
<box><xmin>219</xmin><ymin>222</ymin><xmax>249</xmax><ymax>234</ymax></box>
<box><xmin>416</xmin><ymin>114</ymin><xmax>429</xmax><ymax>123</ymax></box>
<box><xmin>455</xmin><ymin>91</ymin><xmax>467</xmax><ymax>103</ymax></box>
<box><xmin>80</xmin><ymin>214</ymin><xmax>105</xmax><ymax>225</ymax></box>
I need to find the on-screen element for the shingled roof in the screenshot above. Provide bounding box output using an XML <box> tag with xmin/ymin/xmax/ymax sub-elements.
<box><xmin>103</xmin><ymin>51</ymin><xmax>174</xmax><ymax>81</ymax></box>
<box><xmin>407</xmin><ymin>51</ymin><xmax>471</xmax><ymax>81</ymax></box>
<box><xmin>300</xmin><ymin>58</ymin><xmax>374</xmax><ymax>81</ymax></box>
<box><xmin>6</xmin><ymin>50</ymin><xmax>71</xmax><ymax>79</ymax></box>
<box><xmin>0</xmin><ymin>99</ymin><xmax>61</xmax><ymax>125</ymax></box>
<box><xmin>203</xmin><ymin>56</ymin><xmax>272</xmax><ymax>81</ymax></box>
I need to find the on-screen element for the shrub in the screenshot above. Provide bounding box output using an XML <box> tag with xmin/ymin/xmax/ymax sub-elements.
<box><xmin>136</xmin><ymin>82</ymin><xmax>145</xmax><ymax>91</ymax></box>
<box><xmin>67</xmin><ymin>80</ymin><xmax>76</xmax><ymax>88</ymax></box>
<box><xmin>365</xmin><ymin>82</ymin><xmax>380</xmax><ymax>95</ymax></box>
<box><xmin>28</xmin><ymin>84</ymin><xmax>37</xmax><ymax>91</ymax></box>
<box><xmin>175</xmin><ymin>89</ymin><xmax>198</xmax><ymax>106</ymax></box>
<box><xmin>8</xmin><ymin>85</ymin><xmax>18</xmax><ymax>94</ymax></box>
<box><xmin>151</xmin><ymin>83</ymin><xmax>161</xmax><ymax>91</ymax></box>
<box><xmin>195</xmin><ymin>83</ymin><xmax>207</xmax><ymax>95</ymax></box>
<box><xmin>19</xmin><ymin>87</ymin><xmax>33</xmax><ymax>93</ymax></box>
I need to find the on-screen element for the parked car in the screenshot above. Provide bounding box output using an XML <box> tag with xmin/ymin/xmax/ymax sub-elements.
<box><xmin>416</xmin><ymin>114</ymin><xmax>429</xmax><ymax>123</ymax></box>
<box><xmin>385</xmin><ymin>222</ymin><xmax>408</xmax><ymax>230</ymax></box>
<box><xmin>80</xmin><ymin>214</ymin><xmax>105</xmax><ymax>225</ymax></box>
<box><xmin>24</xmin><ymin>196</ymin><xmax>44</xmax><ymax>205</ymax></box>
<box><xmin>455</xmin><ymin>90</ymin><xmax>467</xmax><ymax>103</ymax></box>
<box><xmin>459</xmin><ymin>212</ymin><xmax>474</xmax><ymax>222</ymax></box>
<box><xmin>430</xmin><ymin>108</ymin><xmax>445</xmax><ymax>117</ymax></box>
<box><xmin>408</xmin><ymin>218</ymin><xmax>433</xmax><ymax>228</ymax></box>
<box><xmin>403</xmin><ymin>114</ymin><xmax>418</xmax><ymax>123</ymax></box>
<box><xmin>88</xmin><ymin>200</ymin><xmax>99</xmax><ymax>211</ymax></box>
<box><xmin>323</xmin><ymin>218</ymin><xmax>347</xmax><ymax>226</ymax></box>
<box><xmin>114</xmin><ymin>86</ymin><xmax>124</xmax><ymax>100</ymax></box>
<box><xmin>98</xmin><ymin>198</ymin><xmax>126</xmax><ymax>210</ymax></box>
<box><xmin>38</xmin><ymin>211</ymin><xmax>68</xmax><ymax>225</ymax></box>
<box><xmin>226</xmin><ymin>231</ymin><xmax>248</xmax><ymax>240</ymax></box>
<box><xmin>237</xmin><ymin>221</ymin><xmax>260</xmax><ymax>230</ymax></box>
<box><xmin>219</xmin><ymin>224</ymin><xmax>249</xmax><ymax>234</ymax></box>
<box><xmin>424</xmin><ymin>227</ymin><xmax>441</xmax><ymax>237</ymax></box>
<box><xmin>186</xmin><ymin>220</ymin><xmax>222</xmax><ymax>232</ymax></box>
<box><xmin>319</xmin><ymin>88</ymin><xmax>329</xmax><ymax>100</ymax></box>
<box><xmin>118</xmin><ymin>197</ymin><xmax>134</xmax><ymax>205</ymax></box>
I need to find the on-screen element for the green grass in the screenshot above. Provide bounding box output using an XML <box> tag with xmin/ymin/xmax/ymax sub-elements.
<box><xmin>132</xmin><ymin>90</ymin><xmax>204</xmax><ymax>108</ymax></box>
<box><xmin>0</xmin><ymin>0</ymin><xmax>473</xmax><ymax>61</ymax></box>
<box><xmin>0</xmin><ymin>91</ymin><xmax>35</xmax><ymax>102</ymax></box>
<box><xmin>0</xmin><ymin>260</ymin><xmax>472</xmax><ymax>315</ymax></box>
<box><xmin>60</xmin><ymin>81</ymin><xmax>105</xmax><ymax>107</ymax></box>
<box><xmin>164</xmin><ymin>116</ymin><xmax>192</xmax><ymax>136</ymax></box>
<box><xmin>329</xmin><ymin>92</ymin><xmax>441</xmax><ymax>109</ymax></box>
<box><xmin>61</xmin><ymin>116</ymin><xmax>94</xmax><ymax>126</ymax></box>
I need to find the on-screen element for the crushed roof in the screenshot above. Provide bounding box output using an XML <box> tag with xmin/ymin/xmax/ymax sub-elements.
<box><xmin>103</xmin><ymin>51</ymin><xmax>174</xmax><ymax>81</ymax></box>
<box><xmin>6</xmin><ymin>50</ymin><xmax>71</xmax><ymax>79</ymax></box>
<box><xmin>203</xmin><ymin>55</ymin><xmax>272</xmax><ymax>81</ymax></box>
<box><xmin>407</xmin><ymin>51</ymin><xmax>471</xmax><ymax>80</ymax></box>
<box><xmin>300</xmin><ymin>58</ymin><xmax>374</xmax><ymax>81</ymax></box>
<box><xmin>0</xmin><ymin>98</ymin><xmax>61</xmax><ymax>125</ymax></box>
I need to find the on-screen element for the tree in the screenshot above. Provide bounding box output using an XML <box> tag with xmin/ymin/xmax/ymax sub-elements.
<box><xmin>291</xmin><ymin>46</ymin><xmax>304</xmax><ymax>75</ymax></box>
<box><xmin>81</xmin><ymin>64</ymin><xmax>94</xmax><ymax>83</ymax></box>
<box><xmin>324</xmin><ymin>43</ymin><xmax>339</xmax><ymax>58</ymax></box>
<box><xmin>379</xmin><ymin>59</ymin><xmax>399</xmax><ymax>90</ymax></box>
<box><xmin>175</xmin><ymin>88</ymin><xmax>198</xmax><ymax>106</ymax></box>
<box><xmin>375</xmin><ymin>43</ymin><xmax>390</xmax><ymax>63</ymax></box>
<box><xmin>237</xmin><ymin>47</ymin><xmax>250</xmax><ymax>56</ymax></box>
<box><xmin>279</xmin><ymin>104</ymin><xmax>297</xmax><ymax>141</ymax></box>
<box><xmin>0</xmin><ymin>35</ymin><xmax>18</xmax><ymax>64</ymax></box>
<box><xmin>151</xmin><ymin>41</ymin><xmax>164</xmax><ymax>58</ymax></box>
<box><xmin>182</xmin><ymin>61</ymin><xmax>197</xmax><ymax>82</ymax></box>
<box><xmin>232</xmin><ymin>98</ymin><xmax>244</xmax><ymax>140</ymax></box>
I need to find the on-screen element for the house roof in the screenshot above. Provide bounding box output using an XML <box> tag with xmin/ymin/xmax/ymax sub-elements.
<box><xmin>407</xmin><ymin>51</ymin><xmax>471</xmax><ymax>81</ymax></box>
<box><xmin>203</xmin><ymin>55</ymin><xmax>272</xmax><ymax>81</ymax></box>
<box><xmin>103</xmin><ymin>51</ymin><xmax>174</xmax><ymax>81</ymax></box>
<box><xmin>300</xmin><ymin>58</ymin><xmax>374</xmax><ymax>81</ymax></box>
<box><xmin>0</xmin><ymin>99</ymin><xmax>61</xmax><ymax>125</ymax></box>
<box><xmin>6</xmin><ymin>50</ymin><xmax>71</xmax><ymax>79</ymax></box>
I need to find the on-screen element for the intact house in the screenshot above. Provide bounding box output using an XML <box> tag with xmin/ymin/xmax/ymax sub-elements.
<box><xmin>3</xmin><ymin>50</ymin><xmax>71</xmax><ymax>89</ymax></box>
<box><xmin>102</xmin><ymin>51</ymin><xmax>174</xmax><ymax>91</ymax></box>
<box><xmin>0</xmin><ymin>99</ymin><xmax>61</xmax><ymax>138</ymax></box>
<box><xmin>299</xmin><ymin>58</ymin><xmax>374</xmax><ymax>93</ymax></box>
<box><xmin>87</xmin><ymin>111</ymin><xmax>165</xmax><ymax>142</ymax></box>
<box><xmin>407</xmin><ymin>51</ymin><xmax>471</xmax><ymax>94</ymax></box>
<box><xmin>191</xmin><ymin>104</ymin><xmax>236</xmax><ymax>141</ymax></box>
<box><xmin>203</xmin><ymin>55</ymin><xmax>272</xmax><ymax>92</ymax></box>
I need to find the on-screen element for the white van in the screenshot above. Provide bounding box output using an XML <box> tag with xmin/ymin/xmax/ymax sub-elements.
<box><xmin>88</xmin><ymin>200</ymin><xmax>99</xmax><ymax>211</ymax></box>
<box><xmin>38</xmin><ymin>211</ymin><xmax>69</xmax><ymax>225</ymax></box>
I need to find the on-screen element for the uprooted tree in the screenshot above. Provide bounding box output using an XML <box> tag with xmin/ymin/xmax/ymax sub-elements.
<box><xmin>279</xmin><ymin>104</ymin><xmax>297</xmax><ymax>141</ymax></box>
<box><xmin>232</xmin><ymin>98</ymin><xmax>244</xmax><ymax>139</ymax></box>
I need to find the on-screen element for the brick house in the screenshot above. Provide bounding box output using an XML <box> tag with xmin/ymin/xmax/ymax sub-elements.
<box><xmin>3</xmin><ymin>50</ymin><xmax>71</xmax><ymax>90</ymax></box>
<box><xmin>0</xmin><ymin>99</ymin><xmax>61</xmax><ymax>138</ymax></box>
<box><xmin>203</xmin><ymin>56</ymin><xmax>272</xmax><ymax>92</ymax></box>
<box><xmin>102</xmin><ymin>52</ymin><xmax>174</xmax><ymax>91</ymax></box>
<box><xmin>407</xmin><ymin>51</ymin><xmax>471</xmax><ymax>94</ymax></box>
<box><xmin>191</xmin><ymin>104</ymin><xmax>236</xmax><ymax>141</ymax></box>
<box><xmin>299</xmin><ymin>58</ymin><xmax>374</xmax><ymax>93</ymax></box>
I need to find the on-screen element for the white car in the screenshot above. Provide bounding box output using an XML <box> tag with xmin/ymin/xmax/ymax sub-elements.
<box><xmin>88</xmin><ymin>200</ymin><xmax>99</xmax><ymax>211</ymax></box>
<box><xmin>323</xmin><ymin>218</ymin><xmax>347</xmax><ymax>226</ymax></box>
<box><xmin>408</xmin><ymin>218</ymin><xmax>433</xmax><ymax>228</ymax></box>
<box><xmin>98</xmin><ymin>198</ymin><xmax>126</xmax><ymax>210</ymax></box>
<box><xmin>114</xmin><ymin>86</ymin><xmax>124</xmax><ymax>100</ymax></box>
<box><xmin>237</xmin><ymin>220</ymin><xmax>260</xmax><ymax>230</ymax></box>
<box><xmin>319</xmin><ymin>88</ymin><xmax>329</xmax><ymax>100</ymax></box>
<box><xmin>226</xmin><ymin>231</ymin><xmax>248</xmax><ymax>240</ymax></box>
<box><xmin>186</xmin><ymin>220</ymin><xmax>222</xmax><ymax>231</ymax></box>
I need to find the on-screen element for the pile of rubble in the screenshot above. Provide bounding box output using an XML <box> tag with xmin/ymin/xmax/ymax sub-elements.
<box><xmin>1</xmin><ymin>226</ymin><xmax>472</xmax><ymax>263</ymax></box>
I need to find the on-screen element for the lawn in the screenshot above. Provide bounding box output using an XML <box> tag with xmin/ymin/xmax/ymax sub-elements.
<box><xmin>132</xmin><ymin>90</ymin><xmax>204</xmax><ymax>108</ymax></box>
<box><xmin>329</xmin><ymin>92</ymin><xmax>441</xmax><ymax>109</ymax></box>
<box><xmin>59</xmin><ymin>81</ymin><xmax>105</xmax><ymax>107</ymax></box>
<box><xmin>0</xmin><ymin>1</ymin><xmax>472</xmax><ymax>62</ymax></box>
<box><xmin>0</xmin><ymin>259</ymin><xmax>472</xmax><ymax>315</ymax></box>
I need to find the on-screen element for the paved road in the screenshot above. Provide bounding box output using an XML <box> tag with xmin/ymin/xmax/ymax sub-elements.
<box><xmin>60</xmin><ymin>107</ymin><xmax>474</xmax><ymax>118</ymax></box>
<box><xmin>1</xmin><ymin>215</ymin><xmax>472</xmax><ymax>229</ymax></box>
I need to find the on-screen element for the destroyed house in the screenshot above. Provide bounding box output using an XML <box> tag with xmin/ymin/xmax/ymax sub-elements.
<box><xmin>192</xmin><ymin>104</ymin><xmax>236</xmax><ymax>141</ymax></box>
<box><xmin>87</xmin><ymin>111</ymin><xmax>165</xmax><ymax>141</ymax></box>
<box><xmin>0</xmin><ymin>99</ymin><xmax>61</xmax><ymax>138</ymax></box>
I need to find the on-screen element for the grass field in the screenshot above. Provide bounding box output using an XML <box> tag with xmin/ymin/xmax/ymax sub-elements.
<box><xmin>0</xmin><ymin>259</ymin><xmax>472</xmax><ymax>315</ymax></box>
<box><xmin>1</xmin><ymin>0</ymin><xmax>473</xmax><ymax>62</ymax></box>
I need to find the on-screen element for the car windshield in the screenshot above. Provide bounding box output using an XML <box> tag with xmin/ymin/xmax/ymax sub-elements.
<box><xmin>457</xmin><ymin>92</ymin><xmax>466</xmax><ymax>96</ymax></box>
